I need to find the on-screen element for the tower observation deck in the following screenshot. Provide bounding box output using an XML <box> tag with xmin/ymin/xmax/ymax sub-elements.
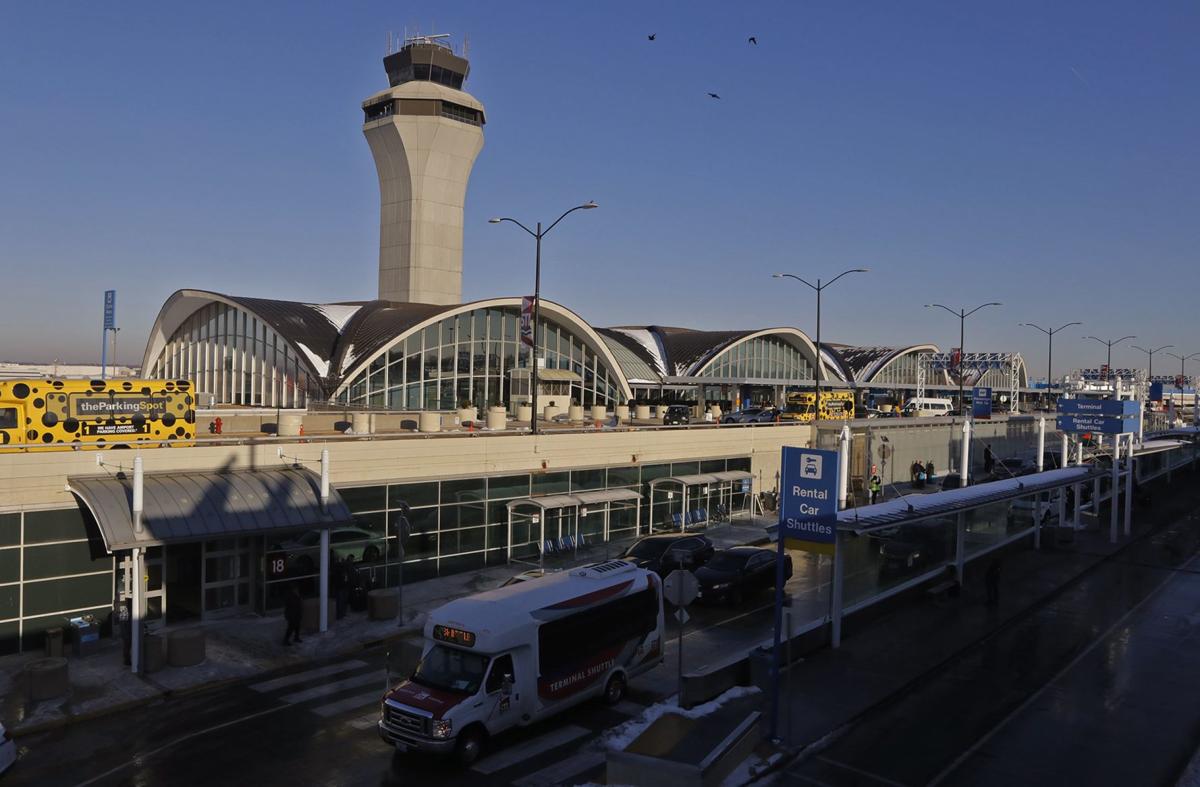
<box><xmin>362</xmin><ymin>34</ymin><xmax>486</xmax><ymax>305</ymax></box>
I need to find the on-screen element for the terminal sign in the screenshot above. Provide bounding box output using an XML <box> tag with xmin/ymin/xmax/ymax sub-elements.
<box><xmin>779</xmin><ymin>447</ymin><xmax>838</xmax><ymax>556</ymax></box>
<box><xmin>1057</xmin><ymin>399</ymin><xmax>1139</xmax><ymax>418</ymax></box>
<box><xmin>972</xmin><ymin>387</ymin><xmax>992</xmax><ymax>420</ymax></box>
<box><xmin>1056</xmin><ymin>414</ymin><xmax>1133</xmax><ymax>435</ymax></box>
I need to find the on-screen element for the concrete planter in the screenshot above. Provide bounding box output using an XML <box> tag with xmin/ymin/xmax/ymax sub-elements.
<box><xmin>516</xmin><ymin>404</ymin><xmax>533</xmax><ymax>423</ymax></box>
<box><xmin>590</xmin><ymin>405</ymin><xmax>607</xmax><ymax>422</ymax></box>
<box><xmin>277</xmin><ymin>412</ymin><xmax>303</xmax><ymax>437</ymax></box>
<box><xmin>457</xmin><ymin>407</ymin><xmax>477</xmax><ymax>425</ymax></box>
<box><xmin>652</xmin><ymin>405</ymin><xmax>665</xmax><ymax>419</ymax></box>
<box><xmin>709</xmin><ymin>405</ymin><xmax>722</xmax><ymax>420</ymax></box>
<box><xmin>418</xmin><ymin>412</ymin><xmax>441</xmax><ymax>433</ymax></box>
<box><xmin>486</xmin><ymin>407</ymin><xmax>507</xmax><ymax>430</ymax></box>
<box><xmin>635</xmin><ymin>404</ymin><xmax>651</xmax><ymax>420</ymax></box>
<box><xmin>352</xmin><ymin>412</ymin><xmax>374</xmax><ymax>434</ymax></box>
<box><xmin>568</xmin><ymin>405</ymin><xmax>585</xmax><ymax>423</ymax></box>
<box><xmin>616</xmin><ymin>404</ymin><xmax>630</xmax><ymax>422</ymax></box>
<box><xmin>543</xmin><ymin>405</ymin><xmax>562</xmax><ymax>422</ymax></box>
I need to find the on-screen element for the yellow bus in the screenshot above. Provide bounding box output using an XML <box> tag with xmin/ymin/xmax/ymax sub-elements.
<box><xmin>0</xmin><ymin>378</ymin><xmax>196</xmax><ymax>452</ymax></box>
<box><xmin>781</xmin><ymin>389</ymin><xmax>855</xmax><ymax>422</ymax></box>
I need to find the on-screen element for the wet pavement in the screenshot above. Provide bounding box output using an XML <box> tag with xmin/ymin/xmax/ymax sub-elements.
<box><xmin>781</xmin><ymin>467</ymin><xmax>1200</xmax><ymax>787</ymax></box>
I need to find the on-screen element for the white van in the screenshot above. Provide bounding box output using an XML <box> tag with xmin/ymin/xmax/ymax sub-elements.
<box><xmin>378</xmin><ymin>561</ymin><xmax>664</xmax><ymax>763</ymax></box>
<box><xmin>901</xmin><ymin>397</ymin><xmax>954</xmax><ymax>417</ymax></box>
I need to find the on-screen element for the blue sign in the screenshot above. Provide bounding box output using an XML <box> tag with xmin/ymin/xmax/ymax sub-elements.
<box><xmin>972</xmin><ymin>386</ymin><xmax>992</xmax><ymax>419</ymax></box>
<box><xmin>103</xmin><ymin>290</ymin><xmax>116</xmax><ymax>330</ymax></box>
<box><xmin>1057</xmin><ymin>398</ymin><xmax>1139</xmax><ymax>418</ymax></box>
<box><xmin>779</xmin><ymin>447</ymin><xmax>838</xmax><ymax>555</ymax></box>
<box><xmin>1056</xmin><ymin>415</ymin><xmax>1134</xmax><ymax>435</ymax></box>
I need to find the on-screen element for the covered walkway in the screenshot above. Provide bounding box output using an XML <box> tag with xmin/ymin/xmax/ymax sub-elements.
<box><xmin>505</xmin><ymin>489</ymin><xmax>643</xmax><ymax>565</ymax></box>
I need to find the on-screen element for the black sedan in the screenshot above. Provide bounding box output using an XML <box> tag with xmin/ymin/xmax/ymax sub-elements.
<box><xmin>621</xmin><ymin>534</ymin><xmax>715</xmax><ymax>576</ymax></box>
<box><xmin>695</xmin><ymin>547</ymin><xmax>793</xmax><ymax>604</ymax></box>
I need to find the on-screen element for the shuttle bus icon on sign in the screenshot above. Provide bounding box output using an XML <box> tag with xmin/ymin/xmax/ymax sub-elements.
<box><xmin>801</xmin><ymin>454</ymin><xmax>823</xmax><ymax>480</ymax></box>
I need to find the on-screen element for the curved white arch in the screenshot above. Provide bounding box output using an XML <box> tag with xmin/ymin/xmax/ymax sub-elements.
<box><xmin>688</xmin><ymin>328</ymin><xmax>827</xmax><ymax>382</ymax></box>
<box><xmin>331</xmin><ymin>297</ymin><xmax>634</xmax><ymax>402</ymax></box>
<box><xmin>861</xmin><ymin>343</ymin><xmax>942</xmax><ymax>384</ymax></box>
<box><xmin>141</xmin><ymin>289</ymin><xmax>330</xmax><ymax>383</ymax></box>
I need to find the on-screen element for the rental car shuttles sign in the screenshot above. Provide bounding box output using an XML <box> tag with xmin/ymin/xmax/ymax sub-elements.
<box><xmin>780</xmin><ymin>446</ymin><xmax>839</xmax><ymax>556</ymax></box>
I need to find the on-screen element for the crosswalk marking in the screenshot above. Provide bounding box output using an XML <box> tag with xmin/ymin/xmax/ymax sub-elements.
<box><xmin>312</xmin><ymin>690</ymin><xmax>385</xmax><ymax>718</ymax></box>
<box><xmin>249</xmin><ymin>660</ymin><xmax>369</xmax><ymax>693</ymax></box>
<box><xmin>279</xmin><ymin>672</ymin><xmax>383</xmax><ymax>705</ymax></box>
<box><xmin>348</xmin><ymin>712</ymin><xmax>379</xmax><ymax>730</ymax></box>
<box><xmin>471</xmin><ymin>725</ymin><xmax>590</xmax><ymax>775</ymax></box>
<box><xmin>511</xmin><ymin>750</ymin><xmax>605</xmax><ymax>787</ymax></box>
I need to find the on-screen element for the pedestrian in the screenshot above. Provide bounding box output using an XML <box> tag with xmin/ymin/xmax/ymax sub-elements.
<box><xmin>869</xmin><ymin>465</ymin><xmax>882</xmax><ymax>505</ymax></box>
<box><xmin>985</xmin><ymin>558</ymin><xmax>1001</xmax><ymax>606</ymax></box>
<box><xmin>910</xmin><ymin>460</ymin><xmax>920</xmax><ymax>485</ymax></box>
<box><xmin>983</xmin><ymin>444</ymin><xmax>995</xmax><ymax>476</ymax></box>
<box><xmin>916</xmin><ymin>465</ymin><xmax>926</xmax><ymax>488</ymax></box>
<box><xmin>925</xmin><ymin>459</ymin><xmax>935</xmax><ymax>485</ymax></box>
<box><xmin>283</xmin><ymin>585</ymin><xmax>303</xmax><ymax>645</ymax></box>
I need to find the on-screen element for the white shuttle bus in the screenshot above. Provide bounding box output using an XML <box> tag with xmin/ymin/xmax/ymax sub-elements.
<box><xmin>378</xmin><ymin>560</ymin><xmax>664</xmax><ymax>763</ymax></box>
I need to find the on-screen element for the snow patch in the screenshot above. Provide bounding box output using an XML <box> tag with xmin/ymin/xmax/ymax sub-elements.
<box><xmin>338</xmin><ymin>344</ymin><xmax>358</xmax><ymax>376</ymax></box>
<box><xmin>720</xmin><ymin>753</ymin><xmax>769</xmax><ymax>787</ymax></box>
<box><xmin>294</xmin><ymin>343</ymin><xmax>330</xmax><ymax>378</ymax></box>
<box><xmin>611</xmin><ymin>328</ymin><xmax>668</xmax><ymax>377</ymax></box>
<box><xmin>314</xmin><ymin>304</ymin><xmax>360</xmax><ymax>332</ymax></box>
<box><xmin>601</xmin><ymin>685</ymin><xmax>762</xmax><ymax>752</ymax></box>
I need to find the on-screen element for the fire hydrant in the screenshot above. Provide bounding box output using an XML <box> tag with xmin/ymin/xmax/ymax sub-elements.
<box><xmin>213</xmin><ymin>416</ymin><xmax>223</xmax><ymax>435</ymax></box>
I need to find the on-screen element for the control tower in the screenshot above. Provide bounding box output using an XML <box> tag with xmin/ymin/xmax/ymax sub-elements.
<box><xmin>362</xmin><ymin>34</ymin><xmax>485</xmax><ymax>305</ymax></box>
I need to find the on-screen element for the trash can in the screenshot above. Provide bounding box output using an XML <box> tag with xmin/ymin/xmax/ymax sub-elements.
<box><xmin>44</xmin><ymin>626</ymin><xmax>64</xmax><ymax>657</ymax></box>
<box><xmin>69</xmin><ymin>617</ymin><xmax>100</xmax><ymax>657</ymax></box>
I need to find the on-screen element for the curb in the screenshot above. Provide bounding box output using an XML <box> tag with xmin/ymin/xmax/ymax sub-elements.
<box><xmin>10</xmin><ymin>626</ymin><xmax>420</xmax><ymax>738</ymax></box>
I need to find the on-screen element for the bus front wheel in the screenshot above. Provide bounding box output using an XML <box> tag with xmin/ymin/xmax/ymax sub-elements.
<box><xmin>604</xmin><ymin>673</ymin><xmax>627</xmax><ymax>705</ymax></box>
<box><xmin>455</xmin><ymin>725</ymin><xmax>487</xmax><ymax>766</ymax></box>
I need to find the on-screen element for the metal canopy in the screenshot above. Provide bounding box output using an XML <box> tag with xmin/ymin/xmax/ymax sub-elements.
<box><xmin>836</xmin><ymin>467</ymin><xmax>1097</xmax><ymax>533</ymax></box>
<box><xmin>67</xmin><ymin>467</ymin><xmax>353</xmax><ymax>552</ymax></box>
<box><xmin>711</xmin><ymin>470</ymin><xmax>753</xmax><ymax>482</ymax></box>
<box><xmin>574</xmin><ymin>488</ymin><xmax>642</xmax><ymax>505</ymax></box>
<box><xmin>649</xmin><ymin>473</ymin><xmax>723</xmax><ymax>487</ymax></box>
<box><xmin>506</xmin><ymin>489</ymin><xmax>642</xmax><ymax>512</ymax></box>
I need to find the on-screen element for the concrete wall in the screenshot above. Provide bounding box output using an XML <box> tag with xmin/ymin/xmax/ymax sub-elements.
<box><xmin>0</xmin><ymin>423</ymin><xmax>812</xmax><ymax>511</ymax></box>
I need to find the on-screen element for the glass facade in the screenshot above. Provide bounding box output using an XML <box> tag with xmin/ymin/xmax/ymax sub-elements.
<box><xmin>336</xmin><ymin>306</ymin><xmax>624</xmax><ymax>411</ymax></box>
<box><xmin>695</xmin><ymin>336</ymin><xmax>814</xmax><ymax>382</ymax></box>
<box><xmin>149</xmin><ymin>301</ymin><xmax>319</xmax><ymax>407</ymax></box>
<box><xmin>335</xmin><ymin>456</ymin><xmax>752</xmax><ymax>584</ymax></box>
<box><xmin>0</xmin><ymin>508</ymin><xmax>114</xmax><ymax>656</ymax></box>
<box><xmin>869</xmin><ymin>350</ymin><xmax>923</xmax><ymax>387</ymax></box>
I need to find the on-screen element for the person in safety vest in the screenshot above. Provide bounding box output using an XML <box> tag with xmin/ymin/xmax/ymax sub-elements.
<box><xmin>869</xmin><ymin>465</ymin><xmax>882</xmax><ymax>505</ymax></box>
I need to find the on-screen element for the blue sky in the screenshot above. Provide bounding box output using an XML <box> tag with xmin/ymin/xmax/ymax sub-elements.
<box><xmin>1</xmin><ymin>1</ymin><xmax>1197</xmax><ymax>376</ymax></box>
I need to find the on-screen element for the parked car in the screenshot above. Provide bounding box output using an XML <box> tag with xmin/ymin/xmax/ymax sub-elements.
<box><xmin>747</xmin><ymin>407</ymin><xmax>782</xmax><ymax>423</ymax></box>
<box><xmin>621</xmin><ymin>534</ymin><xmax>715</xmax><ymax>575</ymax></box>
<box><xmin>695</xmin><ymin>547</ymin><xmax>792</xmax><ymax>604</ymax></box>
<box><xmin>721</xmin><ymin>407</ymin><xmax>763</xmax><ymax>424</ymax></box>
<box><xmin>0</xmin><ymin>722</ymin><xmax>15</xmax><ymax>776</ymax></box>
<box><xmin>273</xmin><ymin>526</ymin><xmax>390</xmax><ymax>574</ymax></box>
<box><xmin>940</xmin><ymin>472</ymin><xmax>974</xmax><ymax>490</ymax></box>
<box><xmin>987</xmin><ymin>457</ymin><xmax>1036</xmax><ymax>482</ymax></box>
<box><xmin>872</xmin><ymin>519</ymin><xmax>955</xmax><ymax>574</ymax></box>
<box><xmin>663</xmin><ymin>405</ymin><xmax>691</xmax><ymax>426</ymax></box>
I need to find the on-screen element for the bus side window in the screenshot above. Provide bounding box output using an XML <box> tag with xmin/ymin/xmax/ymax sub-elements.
<box><xmin>0</xmin><ymin>407</ymin><xmax>18</xmax><ymax>430</ymax></box>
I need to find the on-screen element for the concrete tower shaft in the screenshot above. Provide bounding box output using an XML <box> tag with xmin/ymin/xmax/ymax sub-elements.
<box><xmin>362</xmin><ymin>38</ymin><xmax>485</xmax><ymax>305</ymax></box>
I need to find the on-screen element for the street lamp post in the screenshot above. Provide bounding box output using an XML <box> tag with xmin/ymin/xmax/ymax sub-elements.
<box><xmin>1165</xmin><ymin>351</ymin><xmax>1200</xmax><ymax>382</ymax></box>
<box><xmin>490</xmin><ymin>202</ymin><xmax>598</xmax><ymax>435</ymax></box>
<box><xmin>772</xmin><ymin>269</ymin><xmax>869</xmax><ymax>421</ymax></box>
<box><xmin>925</xmin><ymin>302</ymin><xmax>1002</xmax><ymax>416</ymax></box>
<box><xmin>1019</xmin><ymin>321</ymin><xmax>1081</xmax><ymax>394</ymax></box>
<box><xmin>1084</xmin><ymin>334</ymin><xmax>1136</xmax><ymax>379</ymax></box>
<box><xmin>1131</xmin><ymin>344</ymin><xmax>1174</xmax><ymax>383</ymax></box>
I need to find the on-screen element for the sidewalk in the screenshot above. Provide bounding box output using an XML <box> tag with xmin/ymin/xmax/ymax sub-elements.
<box><xmin>0</xmin><ymin>517</ymin><xmax>770</xmax><ymax>736</ymax></box>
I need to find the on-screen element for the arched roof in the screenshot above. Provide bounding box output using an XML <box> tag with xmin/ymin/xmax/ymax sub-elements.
<box><xmin>602</xmin><ymin>326</ymin><xmax>824</xmax><ymax>381</ymax></box>
<box><xmin>144</xmin><ymin>291</ymin><xmax>636</xmax><ymax>403</ymax></box>
<box><xmin>330</xmin><ymin>297</ymin><xmax>635</xmax><ymax>402</ymax></box>
<box><xmin>141</xmin><ymin>290</ymin><xmax>360</xmax><ymax>391</ymax></box>
<box><xmin>822</xmin><ymin>343</ymin><xmax>943</xmax><ymax>384</ymax></box>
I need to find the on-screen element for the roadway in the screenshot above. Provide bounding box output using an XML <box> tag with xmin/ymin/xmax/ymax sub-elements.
<box><xmin>4</xmin><ymin>560</ymin><xmax>824</xmax><ymax>787</ymax></box>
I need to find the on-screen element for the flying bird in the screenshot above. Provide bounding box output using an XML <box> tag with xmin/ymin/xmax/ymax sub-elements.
<box><xmin>648</xmin><ymin>33</ymin><xmax>656</xmax><ymax>41</ymax></box>
<box><xmin>748</xmin><ymin>36</ymin><xmax>757</xmax><ymax>45</ymax></box>
<box><xmin>707</xmin><ymin>92</ymin><xmax>721</xmax><ymax>99</ymax></box>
